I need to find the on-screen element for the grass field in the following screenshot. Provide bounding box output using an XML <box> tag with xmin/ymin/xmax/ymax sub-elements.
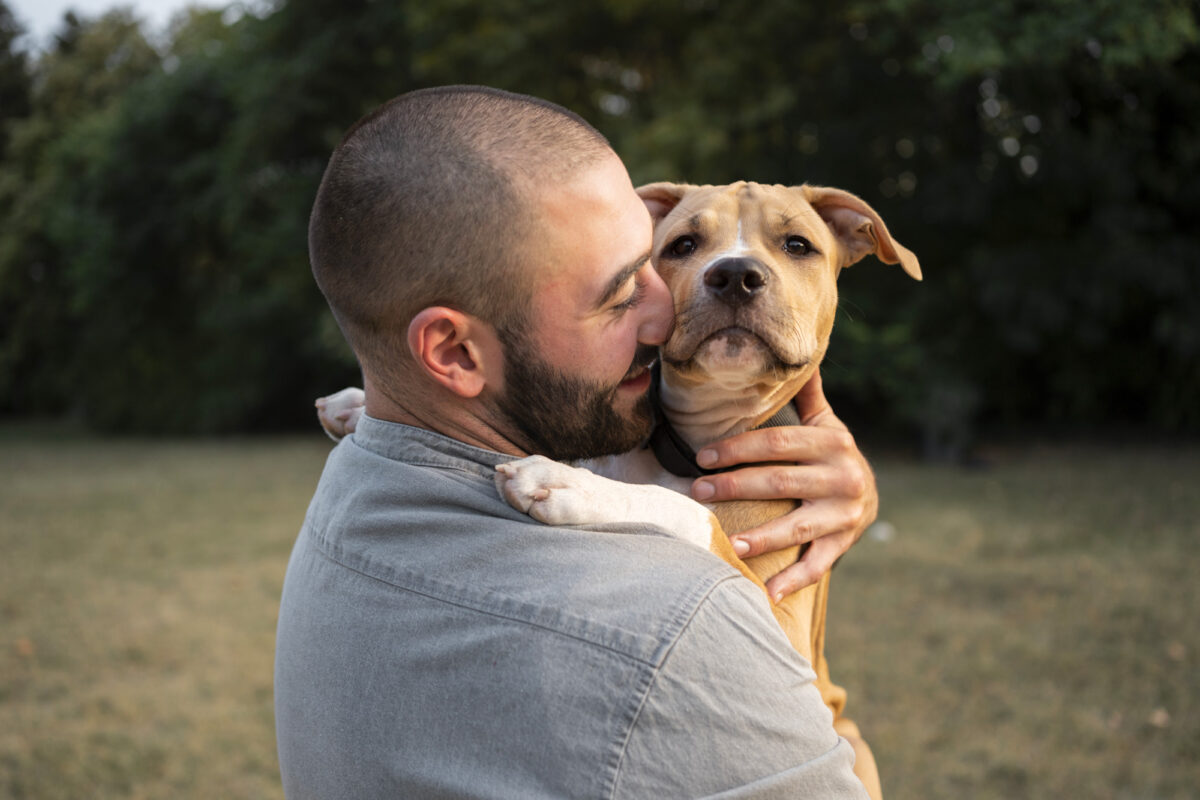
<box><xmin>2</xmin><ymin>427</ymin><xmax>1197</xmax><ymax>799</ymax></box>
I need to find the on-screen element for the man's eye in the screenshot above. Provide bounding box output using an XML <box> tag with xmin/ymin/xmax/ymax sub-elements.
<box><xmin>667</xmin><ymin>235</ymin><xmax>697</xmax><ymax>257</ymax></box>
<box><xmin>613</xmin><ymin>277</ymin><xmax>648</xmax><ymax>313</ymax></box>
<box><xmin>784</xmin><ymin>235</ymin><xmax>815</xmax><ymax>256</ymax></box>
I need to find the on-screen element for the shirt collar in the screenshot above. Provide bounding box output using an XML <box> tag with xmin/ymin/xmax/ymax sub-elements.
<box><xmin>351</xmin><ymin>414</ymin><xmax>514</xmax><ymax>479</ymax></box>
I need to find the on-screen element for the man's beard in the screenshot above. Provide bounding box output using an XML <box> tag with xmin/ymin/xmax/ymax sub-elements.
<box><xmin>495</xmin><ymin>333</ymin><xmax>657</xmax><ymax>462</ymax></box>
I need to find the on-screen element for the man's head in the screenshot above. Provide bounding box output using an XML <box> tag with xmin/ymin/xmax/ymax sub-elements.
<box><xmin>310</xmin><ymin>86</ymin><xmax>673</xmax><ymax>460</ymax></box>
<box><xmin>310</xmin><ymin>86</ymin><xmax>609</xmax><ymax>378</ymax></box>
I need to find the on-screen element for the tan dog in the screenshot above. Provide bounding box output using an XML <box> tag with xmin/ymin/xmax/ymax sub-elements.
<box><xmin>495</xmin><ymin>181</ymin><xmax>920</xmax><ymax>799</ymax></box>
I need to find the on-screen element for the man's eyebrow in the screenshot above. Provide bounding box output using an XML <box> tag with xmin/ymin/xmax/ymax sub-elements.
<box><xmin>594</xmin><ymin>249</ymin><xmax>653</xmax><ymax>309</ymax></box>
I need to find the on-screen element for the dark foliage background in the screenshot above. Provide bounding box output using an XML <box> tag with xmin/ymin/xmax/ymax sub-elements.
<box><xmin>1</xmin><ymin>0</ymin><xmax>1197</xmax><ymax>446</ymax></box>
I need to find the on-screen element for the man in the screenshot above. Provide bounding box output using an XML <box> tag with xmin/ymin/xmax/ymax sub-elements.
<box><xmin>276</xmin><ymin>85</ymin><xmax>875</xmax><ymax>798</ymax></box>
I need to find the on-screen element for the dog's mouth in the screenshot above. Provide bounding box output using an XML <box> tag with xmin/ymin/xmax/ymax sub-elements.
<box><xmin>699</xmin><ymin>326</ymin><xmax>766</xmax><ymax>353</ymax></box>
<box><xmin>663</xmin><ymin>325</ymin><xmax>809</xmax><ymax>375</ymax></box>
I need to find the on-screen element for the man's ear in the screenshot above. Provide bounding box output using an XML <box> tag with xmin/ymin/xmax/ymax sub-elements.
<box><xmin>406</xmin><ymin>307</ymin><xmax>503</xmax><ymax>398</ymax></box>
<box><xmin>801</xmin><ymin>185</ymin><xmax>922</xmax><ymax>280</ymax></box>
<box><xmin>636</xmin><ymin>182</ymin><xmax>695</xmax><ymax>224</ymax></box>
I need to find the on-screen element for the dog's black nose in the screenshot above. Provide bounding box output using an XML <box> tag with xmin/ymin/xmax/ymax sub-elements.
<box><xmin>704</xmin><ymin>257</ymin><xmax>768</xmax><ymax>305</ymax></box>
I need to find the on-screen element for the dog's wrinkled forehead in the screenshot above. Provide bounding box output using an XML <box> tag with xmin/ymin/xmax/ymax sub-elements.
<box><xmin>657</xmin><ymin>182</ymin><xmax>833</xmax><ymax>256</ymax></box>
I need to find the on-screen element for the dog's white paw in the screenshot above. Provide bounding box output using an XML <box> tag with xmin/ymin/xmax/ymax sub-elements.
<box><xmin>495</xmin><ymin>455</ymin><xmax>611</xmax><ymax>526</ymax></box>
<box><xmin>315</xmin><ymin>387</ymin><xmax>365</xmax><ymax>442</ymax></box>
<box><xmin>495</xmin><ymin>455</ymin><xmax>715</xmax><ymax>549</ymax></box>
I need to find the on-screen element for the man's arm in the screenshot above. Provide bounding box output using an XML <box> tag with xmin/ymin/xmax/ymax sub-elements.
<box><xmin>685</xmin><ymin>369</ymin><xmax>878</xmax><ymax>600</ymax></box>
<box><xmin>614</xmin><ymin>576</ymin><xmax>869</xmax><ymax>798</ymax></box>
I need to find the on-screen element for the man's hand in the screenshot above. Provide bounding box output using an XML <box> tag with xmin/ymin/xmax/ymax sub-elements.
<box><xmin>687</xmin><ymin>370</ymin><xmax>878</xmax><ymax>601</ymax></box>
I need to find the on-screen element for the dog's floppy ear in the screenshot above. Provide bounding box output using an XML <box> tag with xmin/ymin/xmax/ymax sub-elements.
<box><xmin>636</xmin><ymin>182</ymin><xmax>695</xmax><ymax>224</ymax></box>
<box><xmin>802</xmin><ymin>185</ymin><xmax>922</xmax><ymax>281</ymax></box>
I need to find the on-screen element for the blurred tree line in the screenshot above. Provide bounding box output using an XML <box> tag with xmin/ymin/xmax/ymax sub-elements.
<box><xmin>1</xmin><ymin>0</ymin><xmax>1197</xmax><ymax>447</ymax></box>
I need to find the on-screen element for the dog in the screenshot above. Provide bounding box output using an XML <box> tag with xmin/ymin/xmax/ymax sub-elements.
<box><xmin>494</xmin><ymin>181</ymin><xmax>919</xmax><ymax>799</ymax></box>
<box><xmin>319</xmin><ymin>181</ymin><xmax>919</xmax><ymax>799</ymax></box>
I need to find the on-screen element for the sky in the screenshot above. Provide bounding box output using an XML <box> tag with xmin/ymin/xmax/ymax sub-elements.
<box><xmin>8</xmin><ymin>0</ymin><xmax>216</xmax><ymax>48</ymax></box>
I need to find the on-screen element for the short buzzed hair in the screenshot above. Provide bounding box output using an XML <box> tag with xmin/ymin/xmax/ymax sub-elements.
<box><xmin>309</xmin><ymin>86</ymin><xmax>613</xmax><ymax>383</ymax></box>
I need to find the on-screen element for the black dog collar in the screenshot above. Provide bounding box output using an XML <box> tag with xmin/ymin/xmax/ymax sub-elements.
<box><xmin>647</xmin><ymin>363</ymin><xmax>802</xmax><ymax>478</ymax></box>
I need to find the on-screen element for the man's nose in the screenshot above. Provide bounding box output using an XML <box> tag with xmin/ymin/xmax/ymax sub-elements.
<box><xmin>638</xmin><ymin>266</ymin><xmax>675</xmax><ymax>345</ymax></box>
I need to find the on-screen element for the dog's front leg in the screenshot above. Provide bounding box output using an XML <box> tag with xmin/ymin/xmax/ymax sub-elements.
<box><xmin>315</xmin><ymin>387</ymin><xmax>365</xmax><ymax>442</ymax></box>
<box><xmin>495</xmin><ymin>456</ymin><xmax>716</xmax><ymax>550</ymax></box>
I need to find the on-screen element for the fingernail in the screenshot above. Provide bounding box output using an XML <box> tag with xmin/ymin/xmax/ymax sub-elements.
<box><xmin>732</xmin><ymin>539</ymin><xmax>749</xmax><ymax>556</ymax></box>
<box><xmin>773</xmin><ymin>592</ymin><xmax>784</xmax><ymax>604</ymax></box>
<box><xmin>696</xmin><ymin>449</ymin><xmax>717</xmax><ymax>467</ymax></box>
<box><xmin>693</xmin><ymin>481</ymin><xmax>715</xmax><ymax>500</ymax></box>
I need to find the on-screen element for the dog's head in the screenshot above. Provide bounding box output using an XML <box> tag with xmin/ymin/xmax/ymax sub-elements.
<box><xmin>638</xmin><ymin>181</ymin><xmax>920</xmax><ymax>395</ymax></box>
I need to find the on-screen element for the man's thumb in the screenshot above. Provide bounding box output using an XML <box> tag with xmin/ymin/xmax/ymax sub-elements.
<box><xmin>793</xmin><ymin>369</ymin><xmax>835</xmax><ymax>426</ymax></box>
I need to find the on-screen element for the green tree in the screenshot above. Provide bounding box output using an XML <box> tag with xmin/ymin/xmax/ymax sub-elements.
<box><xmin>0</xmin><ymin>1</ymin><xmax>30</xmax><ymax>151</ymax></box>
<box><xmin>1</xmin><ymin>0</ymin><xmax>1196</xmax><ymax>440</ymax></box>
<box><xmin>842</xmin><ymin>0</ymin><xmax>1200</xmax><ymax>437</ymax></box>
<box><xmin>0</xmin><ymin>9</ymin><xmax>159</xmax><ymax>419</ymax></box>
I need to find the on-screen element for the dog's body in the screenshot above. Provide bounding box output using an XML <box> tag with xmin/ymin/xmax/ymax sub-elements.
<box><xmin>319</xmin><ymin>181</ymin><xmax>918</xmax><ymax>799</ymax></box>
<box><xmin>496</xmin><ymin>182</ymin><xmax>920</xmax><ymax>800</ymax></box>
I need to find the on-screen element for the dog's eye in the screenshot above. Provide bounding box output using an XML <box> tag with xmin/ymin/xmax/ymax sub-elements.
<box><xmin>784</xmin><ymin>235</ymin><xmax>814</xmax><ymax>256</ymax></box>
<box><xmin>667</xmin><ymin>235</ymin><xmax>697</xmax><ymax>257</ymax></box>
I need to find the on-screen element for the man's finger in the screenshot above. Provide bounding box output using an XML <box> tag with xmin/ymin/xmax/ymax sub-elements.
<box><xmin>692</xmin><ymin>464</ymin><xmax>840</xmax><ymax>503</ymax></box>
<box><xmin>692</xmin><ymin>425</ymin><xmax>848</xmax><ymax>473</ymax></box>
<box><xmin>764</xmin><ymin>532</ymin><xmax>853</xmax><ymax>599</ymax></box>
<box><xmin>792</xmin><ymin>369</ymin><xmax>834</xmax><ymax>426</ymax></box>
<box><xmin>729</xmin><ymin>502</ymin><xmax>858</xmax><ymax>558</ymax></box>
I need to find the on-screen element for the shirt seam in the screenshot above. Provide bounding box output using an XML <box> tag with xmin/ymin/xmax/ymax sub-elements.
<box><xmin>604</xmin><ymin>573</ymin><xmax>744</xmax><ymax>800</ymax></box>
<box><xmin>305</xmin><ymin>523</ymin><xmax>722</xmax><ymax>669</ymax></box>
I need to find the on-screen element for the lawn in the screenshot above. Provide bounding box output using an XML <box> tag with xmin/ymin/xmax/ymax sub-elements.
<box><xmin>834</xmin><ymin>443</ymin><xmax>1200</xmax><ymax>799</ymax></box>
<box><xmin>2</xmin><ymin>428</ymin><xmax>1197</xmax><ymax>798</ymax></box>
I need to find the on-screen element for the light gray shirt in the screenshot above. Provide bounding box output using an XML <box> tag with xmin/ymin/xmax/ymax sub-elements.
<box><xmin>274</xmin><ymin>415</ymin><xmax>867</xmax><ymax>799</ymax></box>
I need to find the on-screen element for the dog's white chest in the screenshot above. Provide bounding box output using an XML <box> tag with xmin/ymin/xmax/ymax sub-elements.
<box><xmin>575</xmin><ymin>448</ymin><xmax>694</xmax><ymax>496</ymax></box>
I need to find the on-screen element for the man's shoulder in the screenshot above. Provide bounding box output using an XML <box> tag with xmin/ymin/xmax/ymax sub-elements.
<box><xmin>298</xmin><ymin>433</ymin><xmax>747</xmax><ymax>667</ymax></box>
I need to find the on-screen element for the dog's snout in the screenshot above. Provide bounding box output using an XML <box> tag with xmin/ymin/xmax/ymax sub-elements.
<box><xmin>704</xmin><ymin>257</ymin><xmax>768</xmax><ymax>305</ymax></box>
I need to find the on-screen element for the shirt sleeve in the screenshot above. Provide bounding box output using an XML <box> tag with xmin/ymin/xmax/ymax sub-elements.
<box><xmin>612</xmin><ymin>577</ymin><xmax>870</xmax><ymax>799</ymax></box>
